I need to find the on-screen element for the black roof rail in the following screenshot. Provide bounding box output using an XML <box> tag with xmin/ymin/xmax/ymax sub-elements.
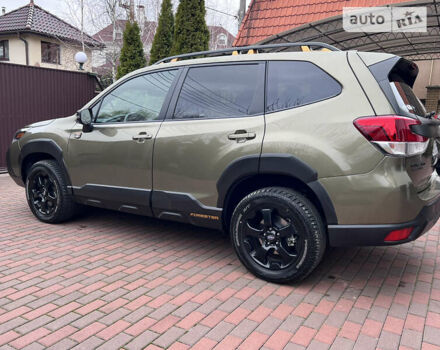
<box><xmin>154</xmin><ymin>42</ymin><xmax>341</xmax><ymax>65</ymax></box>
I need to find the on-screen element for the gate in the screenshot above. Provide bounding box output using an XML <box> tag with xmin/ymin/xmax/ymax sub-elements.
<box><xmin>0</xmin><ymin>62</ymin><xmax>101</xmax><ymax>171</ymax></box>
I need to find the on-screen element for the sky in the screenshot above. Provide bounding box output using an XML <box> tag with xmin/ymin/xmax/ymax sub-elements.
<box><xmin>0</xmin><ymin>0</ymin><xmax>252</xmax><ymax>36</ymax></box>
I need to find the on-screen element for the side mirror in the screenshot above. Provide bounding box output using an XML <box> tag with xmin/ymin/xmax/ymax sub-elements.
<box><xmin>77</xmin><ymin>109</ymin><xmax>93</xmax><ymax>132</ymax></box>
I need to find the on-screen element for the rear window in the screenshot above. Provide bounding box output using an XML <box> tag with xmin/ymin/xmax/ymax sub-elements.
<box><xmin>266</xmin><ymin>61</ymin><xmax>341</xmax><ymax>113</ymax></box>
<box><xmin>390</xmin><ymin>81</ymin><xmax>426</xmax><ymax>117</ymax></box>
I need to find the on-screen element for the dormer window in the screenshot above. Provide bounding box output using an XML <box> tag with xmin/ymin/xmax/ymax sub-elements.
<box><xmin>217</xmin><ymin>33</ymin><xmax>227</xmax><ymax>46</ymax></box>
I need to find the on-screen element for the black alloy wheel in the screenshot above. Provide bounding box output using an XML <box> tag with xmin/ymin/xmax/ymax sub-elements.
<box><xmin>231</xmin><ymin>187</ymin><xmax>326</xmax><ymax>283</ymax></box>
<box><xmin>28</xmin><ymin>170</ymin><xmax>59</xmax><ymax>217</ymax></box>
<box><xmin>25</xmin><ymin>160</ymin><xmax>79</xmax><ymax>223</ymax></box>
<box><xmin>241</xmin><ymin>206</ymin><xmax>303</xmax><ymax>270</ymax></box>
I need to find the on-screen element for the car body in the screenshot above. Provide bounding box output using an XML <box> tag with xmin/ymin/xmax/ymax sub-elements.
<box><xmin>7</xmin><ymin>43</ymin><xmax>440</xmax><ymax>282</ymax></box>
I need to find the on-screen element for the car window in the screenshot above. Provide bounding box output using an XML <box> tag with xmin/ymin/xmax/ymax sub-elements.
<box><xmin>90</xmin><ymin>101</ymin><xmax>101</xmax><ymax>119</ymax></box>
<box><xmin>173</xmin><ymin>64</ymin><xmax>261</xmax><ymax>119</ymax></box>
<box><xmin>266</xmin><ymin>61</ymin><xmax>341</xmax><ymax>113</ymax></box>
<box><xmin>95</xmin><ymin>69</ymin><xmax>177</xmax><ymax>123</ymax></box>
<box><xmin>390</xmin><ymin>81</ymin><xmax>426</xmax><ymax>117</ymax></box>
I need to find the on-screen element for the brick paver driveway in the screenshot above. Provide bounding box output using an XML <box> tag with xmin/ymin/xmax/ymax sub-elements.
<box><xmin>1</xmin><ymin>174</ymin><xmax>440</xmax><ymax>350</ymax></box>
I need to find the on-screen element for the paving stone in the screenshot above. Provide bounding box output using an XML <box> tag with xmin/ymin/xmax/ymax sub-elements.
<box><xmin>124</xmin><ymin>330</ymin><xmax>159</xmax><ymax>350</ymax></box>
<box><xmin>1</xmin><ymin>175</ymin><xmax>440</xmax><ymax>350</ymax></box>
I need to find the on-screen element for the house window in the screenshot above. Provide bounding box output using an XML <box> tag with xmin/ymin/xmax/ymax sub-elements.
<box><xmin>0</xmin><ymin>40</ymin><xmax>9</xmax><ymax>60</ymax></box>
<box><xmin>41</xmin><ymin>41</ymin><xmax>60</xmax><ymax>64</ymax></box>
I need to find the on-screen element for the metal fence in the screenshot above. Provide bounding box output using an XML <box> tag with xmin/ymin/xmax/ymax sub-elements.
<box><xmin>0</xmin><ymin>62</ymin><xmax>100</xmax><ymax>171</ymax></box>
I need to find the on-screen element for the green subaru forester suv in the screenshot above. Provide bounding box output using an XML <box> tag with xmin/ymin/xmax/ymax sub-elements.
<box><xmin>7</xmin><ymin>43</ymin><xmax>440</xmax><ymax>283</ymax></box>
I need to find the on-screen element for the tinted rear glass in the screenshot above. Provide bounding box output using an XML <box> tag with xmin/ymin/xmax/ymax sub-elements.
<box><xmin>390</xmin><ymin>81</ymin><xmax>426</xmax><ymax>117</ymax></box>
<box><xmin>173</xmin><ymin>64</ymin><xmax>261</xmax><ymax>119</ymax></box>
<box><xmin>266</xmin><ymin>61</ymin><xmax>341</xmax><ymax>113</ymax></box>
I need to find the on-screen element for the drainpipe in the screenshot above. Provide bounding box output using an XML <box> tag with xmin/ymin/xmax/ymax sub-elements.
<box><xmin>429</xmin><ymin>59</ymin><xmax>434</xmax><ymax>86</ymax></box>
<box><xmin>18</xmin><ymin>33</ymin><xmax>29</xmax><ymax>65</ymax></box>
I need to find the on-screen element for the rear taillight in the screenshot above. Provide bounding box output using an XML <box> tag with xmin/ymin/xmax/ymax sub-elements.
<box><xmin>353</xmin><ymin>115</ymin><xmax>428</xmax><ymax>156</ymax></box>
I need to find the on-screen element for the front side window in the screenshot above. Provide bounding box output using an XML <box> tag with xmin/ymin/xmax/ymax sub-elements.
<box><xmin>95</xmin><ymin>69</ymin><xmax>177</xmax><ymax>123</ymax></box>
<box><xmin>266</xmin><ymin>61</ymin><xmax>342</xmax><ymax>113</ymax></box>
<box><xmin>41</xmin><ymin>41</ymin><xmax>60</xmax><ymax>64</ymax></box>
<box><xmin>0</xmin><ymin>40</ymin><xmax>9</xmax><ymax>60</ymax></box>
<box><xmin>173</xmin><ymin>64</ymin><xmax>262</xmax><ymax>119</ymax></box>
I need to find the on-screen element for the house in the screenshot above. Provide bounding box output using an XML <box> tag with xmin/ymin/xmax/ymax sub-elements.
<box><xmin>92</xmin><ymin>18</ymin><xmax>235</xmax><ymax>77</ymax></box>
<box><xmin>208</xmin><ymin>25</ymin><xmax>236</xmax><ymax>51</ymax></box>
<box><xmin>234</xmin><ymin>0</ymin><xmax>440</xmax><ymax>112</ymax></box>
<box><xmin>92</xmin><ymin>19</ymin><xmax>157</xmax><ymax>77</ymax></box>
<box><xmin>0</xmin><ymin>0</ymin><xmax>104</xmax><ymax>72</ymax></box>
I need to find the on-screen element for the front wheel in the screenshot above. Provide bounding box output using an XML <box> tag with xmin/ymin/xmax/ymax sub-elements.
<box><xmin>25</xmin><ymin>160</ymin><xmax>78</xmax><ymax>223</ymax></box>
<box><xmin>230</xmin><ymin>187</ymin><xmax>326</xmax><ymax>284</ymax></box>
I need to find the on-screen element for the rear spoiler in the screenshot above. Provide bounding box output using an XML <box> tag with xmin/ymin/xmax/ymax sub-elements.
<box><xmin>389</xmin><ymin>58</ymin><xmax>418</xmax><ymax>88</ymax></box>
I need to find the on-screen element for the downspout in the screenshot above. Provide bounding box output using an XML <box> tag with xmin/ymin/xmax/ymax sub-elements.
<box><xmin>18</xmin><ymin>33</ymin><xmax>29</xmax><ymax>65</ymax></box>
<box><xmin>428</xmin><ymin>59</ymin><xmax>434</xmax><ymax>86</ymax></box>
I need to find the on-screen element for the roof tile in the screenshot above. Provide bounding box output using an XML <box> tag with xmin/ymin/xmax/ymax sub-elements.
<box><xmin>234</xmin><ymin>0</ymin><xmax>410</xmax><ymax>46</ymax></box>
<box><xmin>0</xmin><ymin>3</ymin><xmax>103</xmax><ymax>47</ymax></box>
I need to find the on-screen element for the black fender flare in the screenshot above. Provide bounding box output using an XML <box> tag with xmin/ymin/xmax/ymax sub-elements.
<box><xmin>19</xmin><ymin>138</ymin><xmax>72</xmax><ymax>186</ymax></box>
<box><xmin>217</xmin><ymin>154</ymin><xmax>338</xmax><ymax>225</ymax></box>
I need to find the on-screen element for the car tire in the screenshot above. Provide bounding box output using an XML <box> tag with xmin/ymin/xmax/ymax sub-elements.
<box><xmin>25</xmin><ymin>160</ymin><xmax>78</xmax><ymax>223</ymax></box>
<box><xmin>230</xmin><ymin>187</ymin><xmax>326</xmax><ymax>283</ymax></box>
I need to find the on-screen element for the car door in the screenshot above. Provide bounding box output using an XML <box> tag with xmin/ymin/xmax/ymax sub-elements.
<box><xmin>66</xmin><ymin>68</ymin><xmax>179</xmax><ymax>215</ymax></box>
<box><xmin>152</xmin><ymin>62</ymin><xmax>265</xmax><ymax>228</ymax></box>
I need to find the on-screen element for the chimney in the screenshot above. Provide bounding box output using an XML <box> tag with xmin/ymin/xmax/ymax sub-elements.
<box><xmin>1</xmin><ymin>7</ymin><xmax>5</xmax><ymax>15</ymax></box>
<box><xmin>137</xmin><ymin>5</ymin><xmax>145</xmax><ymax>29</ymax></box>
<box><xmin>30</xmin><ymin>0</ymin><xmax>34</xmax><ymax>5</ymax></box>
<box><xmin>238</xmin><ymin>0</ymin><xmax>246</xmax><ymax>24</ymax></box>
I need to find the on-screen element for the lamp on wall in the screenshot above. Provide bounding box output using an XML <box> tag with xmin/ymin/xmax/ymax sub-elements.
<box><xmin>74</xmin><ymin>51</ymin><xmax>87</xmax><ymax>70</ymax></box>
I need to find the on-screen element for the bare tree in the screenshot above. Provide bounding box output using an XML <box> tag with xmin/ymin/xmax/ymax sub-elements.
<box><xmin>61</xmin><ymin>0</ymin><xmax>239</xmax><ymax>81</ymax></box>
<box><xmin>63</xmin><ymin>0</ymin><xmax>163</xmax><ymax>83</ymax></box>
<box><xmin>205</xmin><ymin>0</ymin><xmax>239</xmax><ymax>48</ymax></box>
<box><xmin>62</xmin><ymin>0</ymin><xmax>124</xmax><ymax>81</ymax></box>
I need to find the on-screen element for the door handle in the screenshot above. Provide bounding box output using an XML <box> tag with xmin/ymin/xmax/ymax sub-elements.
<box><xmin>228</xmin><ymin>130</ymin><xmax>256</xmax><ymax>142</ymax></box>
<box><xmin>132</xmin><ymin>132</ymin><xmax>153</xmax><ymax>141</ymax></box>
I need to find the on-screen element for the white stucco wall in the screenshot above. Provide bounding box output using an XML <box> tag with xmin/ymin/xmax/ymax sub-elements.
<box><xmin>1</xmin><ymin>34</ymin><xmax>27</xmax><ymax>65</ymax></box>
<box><xmin>0</xmin><ymin>34</ymin><xmax>93</xmax><ymax>72</ymax></box>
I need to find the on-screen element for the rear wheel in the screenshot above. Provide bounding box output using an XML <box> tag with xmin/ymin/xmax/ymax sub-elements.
<box><xmin>230</xmin><ymin>187</ymin><xmax>326</xmax><ymax>283</ymax></box>
<box><xmin>25</xmin><ymin>160</ymin><xmax>78</xmax><ymax>223</ymax></box>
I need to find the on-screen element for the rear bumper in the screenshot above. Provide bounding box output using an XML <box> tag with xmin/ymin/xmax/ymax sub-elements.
<box><xmin>328</xmin><ymin>194</ymin><xmax>440</xmax><ymax>246</ymax></box>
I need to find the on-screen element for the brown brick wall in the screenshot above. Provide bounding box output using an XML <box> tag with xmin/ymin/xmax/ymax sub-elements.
<box><xmin>425</xmin><ymin>86</ymin><xmax>440</xmax><ymax>113</ymax></box>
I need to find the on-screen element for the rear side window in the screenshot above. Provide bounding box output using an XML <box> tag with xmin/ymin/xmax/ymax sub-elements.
<box><xmin>173</xmin><ymin>64</ymin><xmax>262</xmax><ymax>119</ymax></box>
<box><xmin>266</xmin><ymin>61</ymin><xmax>341</xmax><ymax>113</ymax></box>
<box><xmin>390</xmin><ymin>81</ymin><xmax>426</xmax><ymax>117</ymax></box>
